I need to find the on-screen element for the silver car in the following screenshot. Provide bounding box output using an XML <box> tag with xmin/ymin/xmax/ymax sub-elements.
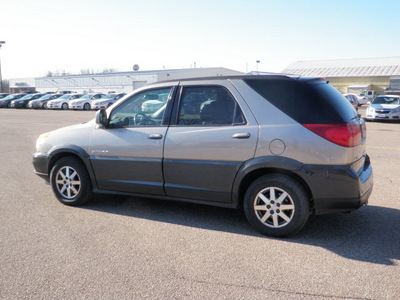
<box><xmin>47</xmin><ymin>94</ymin><xmax>85</xmax><ymax>110</ymax></box>
<box><xmin>28</xmin><ymin>94</ymin><xmax>62</xmax><ymax>109</ymax></box>
<box><xmin>33</xmin><ymin>75</ymin><xmax>373</xmax><ymax>237</ymax></box>
<box><xmin>366</xmin><ymin>95</ymin><xmax>400</xmax><ymax>121</ymax></box>
<box><xmin>91</xmin><ymin>93</ymin><xmax>126</xmax><ymax>110</ymax></box>
<box><xmin>69</xmin><ymin>93</ymin><xmax>106</xmax><ymax>110</ymax></box>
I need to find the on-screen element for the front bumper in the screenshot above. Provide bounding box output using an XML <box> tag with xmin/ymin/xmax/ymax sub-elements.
<box><xmin>28</xmin><ymin>103</ymin><xmax>42</xmax><ymax>109</ymax></box>
<box><xmin>48</xmin><ymin>103</ymin><xmax>61</xmax><ymax>109</ymax></box>
<box><xmin>298</xmin><ymin>155</ymin><xmax>373</xmax><ymax>215</ymax></box>
<box><xmin>32</xmin><ymin>152</ymin><xmax>50</xmax><ymax>182</ymax></box>
<box><xmin>11</xmin><ymin>102</ymin><xmax>26</xmax><ymax>108</ymax></box>
<box><xmin>366</xmin><ymin>111</ymin><xmax>400</xmax><ymax>120</ymax></box>
<box><xmin>70</xmin><ymin>105</ymin><xmax>84</xmax><ymax>110</ymax></box>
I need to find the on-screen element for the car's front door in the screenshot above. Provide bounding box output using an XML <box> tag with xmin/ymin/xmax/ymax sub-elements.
<box><xmin>163</xmin><ymin>82</ymin><xmax>258</xmax><ymax>203</ymax></box>
<box><xmin>89</xmin><ymin>86</ymin><xmax>175</xmax><ymax>195</ymax></box>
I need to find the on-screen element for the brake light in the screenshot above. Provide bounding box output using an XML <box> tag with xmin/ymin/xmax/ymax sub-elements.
<box><xmin>302</xmin><ymin>123</ymin><xmax>362</xmax><ymax>147</ymax></box>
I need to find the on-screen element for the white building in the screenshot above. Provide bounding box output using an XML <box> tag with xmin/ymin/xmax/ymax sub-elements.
<box><xmin>9</xmin><ymin>67</ymin><xmax>244</xmax><ymax>94</ymax></box>
<box><xmin>283</xmin><ymin>57</ymin><xmax>400</xmax><ymax>95</ymax></box>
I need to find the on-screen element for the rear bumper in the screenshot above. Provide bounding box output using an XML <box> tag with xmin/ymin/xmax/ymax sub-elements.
<box><xmin>298</xmin><ymin>155</ymin><xmax>373</xmax><ymax>215</ymax></box>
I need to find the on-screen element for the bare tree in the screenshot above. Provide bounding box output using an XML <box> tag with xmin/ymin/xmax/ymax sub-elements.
<box><xmin>0</xmin><ymin>79</ymin><xmax>9</xmax><ymax>93</ymax></box>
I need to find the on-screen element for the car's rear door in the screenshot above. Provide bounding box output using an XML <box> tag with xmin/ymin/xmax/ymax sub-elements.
<box><xmin>163</xmin><ymin>80</ymin><xmax>258</xmax><ymax>203</ymax></box>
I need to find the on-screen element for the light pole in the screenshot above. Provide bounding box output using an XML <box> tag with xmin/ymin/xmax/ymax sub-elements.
<box><xmin>256</xmin><ymin>60</ymin><xmax>260</xmax><ymax>73</ymax></box>
<box><xmin>0</xmin><ymin>41</ymin><xmax>5</xmax><ymax>93</ymax></box>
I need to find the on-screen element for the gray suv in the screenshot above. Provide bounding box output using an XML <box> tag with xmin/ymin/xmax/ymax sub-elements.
<box><xmin>33</xmin><ymin>75</ymin><xmax>373</xmax><ymax>237</ymax></box>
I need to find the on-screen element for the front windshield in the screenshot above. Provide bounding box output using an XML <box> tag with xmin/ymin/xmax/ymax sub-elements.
<box><xmin>79</xmin><ymin>95</ymin><xmax>91</xmax><ymax>99</ymax></box>
<box><xmin>372</xmin><ymin>96</ymin><xmax>400</xmax><ymax>105</ymax></box>
<box><xmin>20</xmin><ymin>94</ymin><xmax>36</xmax><ymax>100</ymax></box>
<box><xmin>38</xmin><ymin>94</ymin><xmax>53</xmax><ymax>100</ymax></box>
<box><xmin>3</xmin><ymin>94</ymin><xmax>18</xmax><ymax>100</ymax></box>
<box><xmin>103</xmin><ymin>94</ymin><xmax>114</xmax><ymax>100</ymax></box>
<box><xmin>58</xmin><ymin>94</ymin><xmax>71</xmax><ymax>99</ymax></box>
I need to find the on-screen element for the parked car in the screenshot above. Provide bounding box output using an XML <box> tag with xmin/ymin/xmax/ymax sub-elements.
<box><xmin>47</xmin><ymin>94</ymin><xmax>85</xmax><ymax>110</ymax></box>
<box><xmin>366</xmin><ymin>95</ymin><xmax>400</xmax><ymax>121</ymax></box>
<box><xmin>343</xmin><ymin>93</ymin><xmax>359</xmax><ymax>111</ymax></box>
<box><xmin>11</xmin><ymin>93</ymin><xmax>45</xmax><ymax>108</ymax></box>
<box><xmin>69</xmin><ymin>93</ymin><xmax>106</xmax><ymax>110</ymax></box>
<box><xmin>33</xmin><ymin>75</ymin><xmax>373</xmax><ymax>237</ymax></box>
<box><xmin>0</xmin><ymin>93</ymin><xmax>9</xmax><ymax>100</ymax></box>
<box><xmin>0</xmin><ymin>93</ymin><xmax>27</xmax><ymax>108</ymax></box>
<box><xmin>91</xmin><ymin>93</ymin><xmax>126</xmax><ymax>110</ymax></box>
<box><xmin>28</xmin><ymin>94</ymin><xmax>63</xmax><ymax>109</ymax></box>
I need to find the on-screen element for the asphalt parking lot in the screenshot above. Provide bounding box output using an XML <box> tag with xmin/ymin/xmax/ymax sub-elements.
<box><xmin>0</xmin><ymin>107</ymin><xmax>399</xmax><ymax>299</ymax></box>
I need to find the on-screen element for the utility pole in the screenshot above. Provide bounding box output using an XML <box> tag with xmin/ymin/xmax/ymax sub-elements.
<box><xmin>0</xmin><ymin>41</ymin><xmax>5</xmax><ymax>93</ymax></box>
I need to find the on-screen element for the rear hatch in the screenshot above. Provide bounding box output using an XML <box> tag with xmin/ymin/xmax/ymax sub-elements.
<box><xmin>244</xmin><ymin>77</ymin><xmax>366</xmax><ymax>165</ymax></box>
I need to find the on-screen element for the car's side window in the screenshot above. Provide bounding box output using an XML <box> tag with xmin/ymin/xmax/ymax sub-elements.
<box><xmin>177</xmin><ymin>86</ymin><xmax>246</xmax><ymax>126</ymax></box>
<box><xmin>108</xmin><ymin>87</ymin><xmax>172</xmax><ymax>128</ymax></box>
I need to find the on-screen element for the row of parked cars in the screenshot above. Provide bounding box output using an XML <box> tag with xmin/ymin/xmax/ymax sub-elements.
<box><xmin>0</xmin><ymin>92</ymin><xmax>126</xmax><ymax>110</ymax></box>
<box><xmin>342</xmin><ymin>92</ymin><xmax>400</xmax><ymax>121</ymax></box>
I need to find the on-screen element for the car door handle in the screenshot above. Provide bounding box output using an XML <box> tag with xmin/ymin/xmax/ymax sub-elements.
<box><xmin>147</xmin><ymin>134</ymin><xmax>163</xmax><ymax>140</ymax></box>
<box><xmin>232</xmin><ymin>133</ymin><xmax>251</xmax><ymax>139</ymax></box>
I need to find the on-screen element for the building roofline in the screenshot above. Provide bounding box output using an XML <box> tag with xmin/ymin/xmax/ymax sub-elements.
<box><xmin>34</xmin><ymin>67</ymin><xmax>241</xmax><ymax>80</ymax></box>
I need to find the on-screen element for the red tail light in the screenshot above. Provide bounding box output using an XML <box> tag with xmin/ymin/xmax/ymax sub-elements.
<box><xmin>303</xmin><ymin>123</ymin><xmax>362</xmax><ymax>147</ymax></box>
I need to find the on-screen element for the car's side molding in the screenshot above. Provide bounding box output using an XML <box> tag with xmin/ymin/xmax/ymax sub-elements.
<box><xmin>231</xmin><ymin>156</ymin><xmax>304</xmax><ymax>206</ymax></box>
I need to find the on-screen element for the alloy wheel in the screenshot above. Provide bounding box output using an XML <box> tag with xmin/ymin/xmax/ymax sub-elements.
<box><xmin>55</xmin><ymin>166</ymin><xmax>81</xmax><ymax>199</ymax></box>
<box><xmin>253</xmin><ymin>186</ymin><xmax>295</xmax><ymax>228</ymax></box>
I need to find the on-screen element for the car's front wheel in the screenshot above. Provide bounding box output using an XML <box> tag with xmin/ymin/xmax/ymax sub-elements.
<box><xmin>83</xmin><ymin>103</ymin><xmax>90</xmax><ymax>110</ymax></box>
<box><xmin>62</xmin><ymin>103</ymin><xmax>68</xmax><ymax>110</ymax></box>
<box><xmin>243</xmin><ymin>174</ymin><xmax>310</xmax><ymax>237</ymax></box>
<box><xmin>50</xmin><ymin>157</ymin><xmax>92</xmax><ymax>206</ymax></box>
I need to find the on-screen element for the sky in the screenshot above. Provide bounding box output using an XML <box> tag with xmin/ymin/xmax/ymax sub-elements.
<box><xmin>1</xmin><ymin>0</ymin><xmax>400</xmax><ymax>79</ymax></box>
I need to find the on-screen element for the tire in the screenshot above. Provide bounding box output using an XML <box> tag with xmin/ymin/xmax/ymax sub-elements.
<box><xmin>42</xmin><ymin>102</ymin><xmax>47</xmax><ymax>109</ymax></box>
<box><xmin>83</xmin><ymin>103</ymin><xmax>90</xmax><ymax>110</ymax></box>
<box><xmin>7</xmin><ymin>102</ymin><xmax>11</xmax><ymax>108</ymax></box>
<box><xmin>50</xmin><ymin>157</ymin><xmax>93</xmax><ymax>206</ymax></box>
<box><xmin>243</xmin><ymin>174</ymin><xmax>310</xmax><ymax>237</ymax></box>
<box><xmin>61</xmin><ymin>103</ymin><xmax>68</xmax><ymax>110</ymax></box>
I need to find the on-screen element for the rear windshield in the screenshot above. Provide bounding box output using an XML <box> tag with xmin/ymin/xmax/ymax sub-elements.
<box><xmin>244</xmin><ymin>78</ymin><xmax>357</xmax><ymax>124</ymax></box>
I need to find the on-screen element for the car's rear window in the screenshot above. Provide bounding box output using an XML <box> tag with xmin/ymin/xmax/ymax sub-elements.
<box><xmin>244</xmin><ymin>78</ymin><xmax>357</xmax><ymax>124</ymax></box>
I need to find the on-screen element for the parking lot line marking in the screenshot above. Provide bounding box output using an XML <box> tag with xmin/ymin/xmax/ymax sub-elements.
<box><xmin>366</xmin><ymin>146</ymin><xmax>400</xmax><ymax>150</ymax></box>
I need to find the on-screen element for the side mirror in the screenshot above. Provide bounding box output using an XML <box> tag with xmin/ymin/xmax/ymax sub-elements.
<box><xmin>95</xmin><ymin>109</ymin><xmax>108</xmax><ymax>128</ymax></box>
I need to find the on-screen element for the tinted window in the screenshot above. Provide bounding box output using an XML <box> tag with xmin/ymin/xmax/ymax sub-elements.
<box><xmin>245</xmin><ymin>78</ymin><xmax>357</xmax><ymax>124</ymax></box>
<box><xmin>177</xmin><ymin>86</ymin><xmax>245</xmax><ymax>126</ymax></box>
<box><xmin>109</xmin><ymin>87</ymin><xmax>172</xmax><ymax>128</ymax></box>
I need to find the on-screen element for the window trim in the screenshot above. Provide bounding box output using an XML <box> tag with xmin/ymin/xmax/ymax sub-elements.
<box><xmin>107</xmin><ymin>86</ymin><xmax>176</xmax><ymax>129</ymax></box>
<box><xmin>169</xmin><ymin>84</ymin><xmax>247</xmax><ymax>127</ymax></box>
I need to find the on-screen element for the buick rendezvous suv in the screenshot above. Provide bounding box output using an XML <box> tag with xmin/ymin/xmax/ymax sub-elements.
<box><xmin>33</xmin><ymin>75</ymin><xmax>373</xmax><ymax>237</ymax></box>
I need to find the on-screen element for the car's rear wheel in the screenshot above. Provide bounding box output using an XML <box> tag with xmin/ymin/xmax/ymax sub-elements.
<box><xmin>50</xmin><ymin>157</ymin><xmax>92</xmax><ymax>206</ymax></box>
<box><xmin>243</xmin><ymin>174</ymin><xmax>310</xmax><ymax>237</ymax></box>
<box><xmin>62</xmin><ymin>103</ymin><xmax>68</xmax><ymax>110</ymax></box>
<box><xmin>83</xmin><ymin>103</ymin><xmax>90</xmax><ymax>110</ymax></box>
<box><xmin>7</xmin><ymin>102</ymin><xmax>11</xmax><ymax>108</ymax></box>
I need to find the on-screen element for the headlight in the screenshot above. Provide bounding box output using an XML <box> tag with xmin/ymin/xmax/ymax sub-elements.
<box><xmin>392</xmin><ymin>107</ymin><xmax>400</xmax><ymax>113</ymax></box>
<box><xmin>36</xmin><ymin>132</ymin><xmax>50</xmax><ymax>150</ymax></box>
<box><xmin>367</xmin><ymin>106</ymin><xmax>374</xmax><ymax>112</ymax></box>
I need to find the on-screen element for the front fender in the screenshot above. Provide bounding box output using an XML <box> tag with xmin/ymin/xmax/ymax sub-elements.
<box><xmin>47</xmin><ymin>144</ymin><xmax>98</xmax><ymax>189</ymax></box>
